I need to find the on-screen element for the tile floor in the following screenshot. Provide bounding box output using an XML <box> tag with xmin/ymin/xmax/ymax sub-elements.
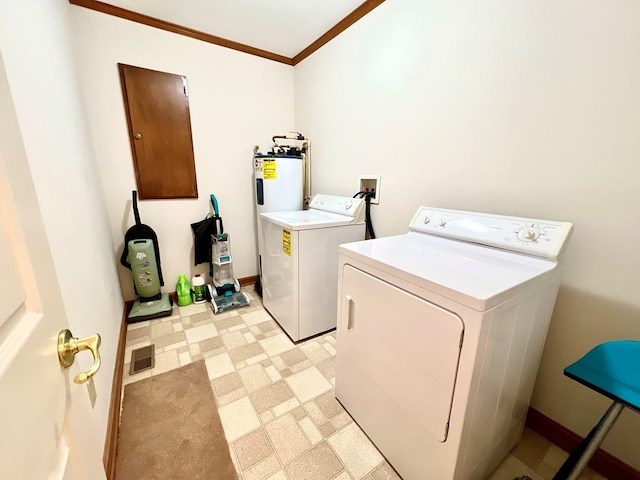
<box><xmin>121</xmin><ymin>288</ymin><xmax>609</xmax><ymax>480</ymax></box>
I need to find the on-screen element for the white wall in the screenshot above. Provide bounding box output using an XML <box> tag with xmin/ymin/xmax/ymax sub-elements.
<box><xmin>295</xmin><ymin>0</ymin><xmax>640</xmax><ymax>470</ymax></box>
<box><xmin>0</xmin><ymin>0</ymin><xmax>123</xmax><ymax>454</ymax></box>
<box><xmin>70</xmin><ymin>7</ymin><xmax>295</xmax><ymax>300</ymax></box>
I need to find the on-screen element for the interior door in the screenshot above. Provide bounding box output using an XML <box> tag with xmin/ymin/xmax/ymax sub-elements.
<box><xmin>0</xmin><ymin>56</ymin><xmax>105</xmax><ymax>480</ymax></box>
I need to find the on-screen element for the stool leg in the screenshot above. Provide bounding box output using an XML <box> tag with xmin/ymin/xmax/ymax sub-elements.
<box><xmin>552</xmin><ymin>401</ymin><xmax>624</xmax><ymax>480</ymax></box>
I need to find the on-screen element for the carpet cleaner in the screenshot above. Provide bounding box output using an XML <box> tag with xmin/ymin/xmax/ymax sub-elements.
<box><xmin>206</xmin><ymin>194</ymin><xmax>250</xmax><ymax>314</ymax></box>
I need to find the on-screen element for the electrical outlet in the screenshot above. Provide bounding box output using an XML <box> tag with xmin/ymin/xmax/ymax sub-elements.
<box><xmin>358</xmin><ymin>175</ymin><xmax>381</xmax><ymax>205</ymax></box>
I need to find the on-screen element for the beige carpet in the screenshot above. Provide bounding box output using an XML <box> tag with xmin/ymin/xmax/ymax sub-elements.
<box><xmin>115</xmin><ymin>360</ymin><xmax>237</xmax><ymax>480</ymax></box>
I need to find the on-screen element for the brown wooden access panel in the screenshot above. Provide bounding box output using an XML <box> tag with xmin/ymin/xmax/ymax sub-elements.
<box><xmin>118</xmin><ymin>64</ymin><xmax>198</xmax><ymax>199</ymax></box>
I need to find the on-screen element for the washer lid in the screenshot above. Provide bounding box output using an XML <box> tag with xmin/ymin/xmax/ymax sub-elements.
<box><xmin>339</xmin><ymin>232</ymin><xmax>559</xmax><ymax>311</ymax></box>
<box><xmin>260</xmin><ymin>209</ymin><xmax>359</xmax><ymax>230</ymax></box>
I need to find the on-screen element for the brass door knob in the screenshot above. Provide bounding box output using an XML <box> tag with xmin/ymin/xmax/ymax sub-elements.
<box><xmin>57</xmin><ymin>329</ymin><xmax>102</xmax><ymax>384</ymax></box>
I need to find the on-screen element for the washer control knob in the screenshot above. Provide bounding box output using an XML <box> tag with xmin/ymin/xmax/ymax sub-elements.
<box><xmin>437</xmin><ymin>218</ymin><xmax>446</xmax><ymax>227</ymax></box>
<box><xmin>344</xmin><ymin>200</ymin><xmax>352</xmax><ymax>210</ymax></box>
<box><xmin>423</xmin><ymin>216</ymin><xmax>430</xmax><ymax>224</ymax></box>
<box><xmin>517</xmin><ymin>226</ymin><xmax>540</xmax><ymax>242</ymax></box>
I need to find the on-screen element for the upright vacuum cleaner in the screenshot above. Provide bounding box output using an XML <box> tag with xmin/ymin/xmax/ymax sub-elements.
<box><xmin>120</xmin><ymin>191</ymin><xmax>172</xmax><ymax>323</ymax></box>
<box><xmin>205</xmin><ymin>195</ymin><xmax>250</xmax><ymax>314</ymax></box>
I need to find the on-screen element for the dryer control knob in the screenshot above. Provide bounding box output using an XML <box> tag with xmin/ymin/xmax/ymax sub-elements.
<box><xmin>437</xmin><ymin>218</ymin><xmax>446</xmax><ymax>227</ymax></box>
<box><xmin>423</xmin><ymin>216</ymin><xmax>430</xmax><ymax>224</ymax></box>
<box><xmin>517</xmin><ymin>226</ymin><xmax>540</xmax><ymax>242</ymax></box>
<box><xmin>344</xmin><ymin>201</ymin><xmax>353</xmax><ymax>210</ymax></box>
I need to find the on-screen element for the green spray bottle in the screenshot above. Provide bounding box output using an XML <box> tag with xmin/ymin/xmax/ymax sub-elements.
<box><xmin>176</xmin><ymin>274</ymin><xmax>192</xmax><ymax>306</ymax></box>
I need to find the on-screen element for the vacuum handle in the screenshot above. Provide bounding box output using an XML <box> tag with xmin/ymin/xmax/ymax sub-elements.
<box><xmin>210</xmin><ymin>194</ymin><xmax>223</xmax><ymax>234</ymax></box>
<box><xmin>132</xmin><ymin>190</ymin><xmax>141</xmax><ymax>225</ymax></box>
<box><xmin>210</xmin><ymin>194</ymin><xmax>219</xmax><ymax>216</ymax></box>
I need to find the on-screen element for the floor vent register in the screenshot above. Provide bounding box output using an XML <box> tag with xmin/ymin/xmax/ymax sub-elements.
<box><xmin>129</xmin><ymin>344</ymin><xmax>155</xmax><ymax>374</ymax></box>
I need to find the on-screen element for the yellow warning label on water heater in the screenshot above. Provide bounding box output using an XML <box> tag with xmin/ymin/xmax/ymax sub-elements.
<box><xmin>282</xmin><ymin>228</ymin><xmax>291</xmax><ymax>256</ymax></box>
<box><xmin>263</xmin><ymin>159</ymin><xmax>277</xmax><ymax>179</ymax></box>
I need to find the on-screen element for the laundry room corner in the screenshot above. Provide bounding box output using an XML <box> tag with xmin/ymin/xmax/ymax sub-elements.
<box><xmin>69</xmin><ymin>5</ymin><xmax>296</xmax><ymax>302</ymax></box>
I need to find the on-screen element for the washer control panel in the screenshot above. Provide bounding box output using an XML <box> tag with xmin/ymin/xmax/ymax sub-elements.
<box><xmin>309</xmin><ymin>194</ymin><xmax>364</xmax><ymax>219</ymax></box>
<box><xmin>410</xmin><ymin>207</ymin><xmax>573</xmax><ymax>260</ymax></box>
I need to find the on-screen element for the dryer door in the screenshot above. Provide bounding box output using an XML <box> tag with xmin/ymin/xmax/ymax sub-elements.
<box><xmin>336</xmin><ymin>264</ymin><xmax>463</xmax><ymax>448</ymax></box>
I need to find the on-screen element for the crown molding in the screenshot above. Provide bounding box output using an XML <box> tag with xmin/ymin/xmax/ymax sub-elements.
<box><xmin>293</xmin><ymin>0</ymin><xmax>385</xmax><ymax>65</ymax></box>
<box><xmin>68</xmin><ymin>0</ymin><xmax>385</xmax><ymax>66</ymax></box>
<box><xmin>68</xmin><ymin>0</ymin><xmax>293</xmax><ymax>65</ymax></box>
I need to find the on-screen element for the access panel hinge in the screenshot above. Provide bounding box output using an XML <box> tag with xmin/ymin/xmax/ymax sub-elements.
<box><xmin>182</xmin><ymin>77</ymin><xmax>188</xmax><ymax>97</ymax></box>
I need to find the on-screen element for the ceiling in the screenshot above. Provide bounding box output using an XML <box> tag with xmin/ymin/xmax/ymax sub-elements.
<box><xmin>98</xmin><ymin>0</ymin><xmax>369</xmax><ymax>59</ymax></box>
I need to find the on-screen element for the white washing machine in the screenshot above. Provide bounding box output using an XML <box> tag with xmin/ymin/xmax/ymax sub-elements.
<box><xmin>335</xmin><ymin>207</ymin><xmax>573</xmax><ymax>480</ymax></box>
<box><xmin>260</xmin><ymin>194</ymin><xmax>366</xmax><ymax>341</ymax></box>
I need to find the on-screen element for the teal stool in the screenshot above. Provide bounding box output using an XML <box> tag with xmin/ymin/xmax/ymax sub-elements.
<box><xmin>551</xmin><ymin>340</ymin><xmax>640</xmax><ymax>480</ymax></box>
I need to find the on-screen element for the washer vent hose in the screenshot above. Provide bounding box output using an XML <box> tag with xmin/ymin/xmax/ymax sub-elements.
<box><xmin>353</xmin><ymin>191</ymin><xmax>376</xmax><ymax>240</ymax></box>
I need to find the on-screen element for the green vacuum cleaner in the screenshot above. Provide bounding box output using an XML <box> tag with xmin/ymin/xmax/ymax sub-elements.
<box><xmin>120</xmin><ymin>191</ymin><xmax>172</xmax><ymax>323</ymax></box>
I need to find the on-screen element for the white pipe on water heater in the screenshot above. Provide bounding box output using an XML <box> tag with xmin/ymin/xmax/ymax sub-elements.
<box><xmin>302</xmin><ymin>137</ymin><xmax>311</xmax><ymax>209</ymax></box>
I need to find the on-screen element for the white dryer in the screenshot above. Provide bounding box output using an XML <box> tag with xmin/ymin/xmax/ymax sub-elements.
<box><xmin>260</xmin><ymin>194</ymin><xmax>365</xmax><ymax>341</ymax></box>
<box><xmin>335</xmin><ymin>207</ymin><xmax>573</xmax><ymax>480</ymax></box>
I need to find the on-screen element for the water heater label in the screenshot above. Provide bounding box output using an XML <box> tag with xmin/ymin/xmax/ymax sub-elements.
<box><xmin>282</xmin><ymin>228</ymin><xmax>291</xmax><ymax>256</ymax></box>
<box><xmin>263</xmin><ymin>159</ymin><xmax>277</xmax><ymax>179</ymax></box>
